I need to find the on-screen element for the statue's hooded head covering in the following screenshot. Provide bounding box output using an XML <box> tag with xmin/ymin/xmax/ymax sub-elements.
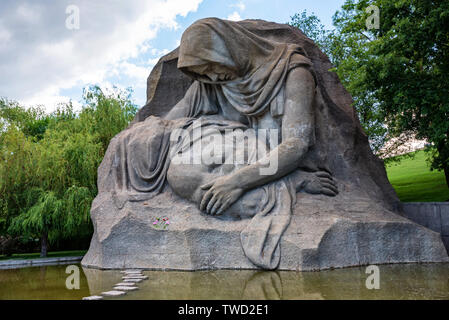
<box><xmin>178</xmin><ymin>17</ymin><xmax>274</xmax><ymax>80</ymax></box>
<box><xmin>178</xmin><ymin>17</ymin><xmax>316</xmax><ymax>117</ymax></box>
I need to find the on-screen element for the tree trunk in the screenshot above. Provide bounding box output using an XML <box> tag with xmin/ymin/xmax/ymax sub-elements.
<box><xmin>40</xmin><ymin>231</ymin><xmax>48</xmax><ymax>257</ymax></box>
<box><xmin>444</xmin><ymin>166</ymin><xmax>449</xmax><ymax>195</ymax></box>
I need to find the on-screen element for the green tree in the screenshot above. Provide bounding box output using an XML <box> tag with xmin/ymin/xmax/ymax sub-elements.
<box><xmin>1</xmin><ymin>86</ymin><xmax>137</xmax><ymax>256</ymax></box>
<box><xmin>290</xmin><ymin>10</ymin><xmax>334</xmax><ymax>56</ymax></box>
<box><xmin>0</xmin><ymin>100</ymin><xmax>44</xmax><ymax>236</ymax></box>
<box><xmin>291</xmin><ymin>2</ymin><xmax>449</xmax><ymax>188</ymax></box>
<box><xmin>0</xmin><ymin>126</ymin><xmax>36</xmax><ymax>235</ymax></box>
<box><xmin>82</xmin><ymin>85</ymin><xmax>138</xmax><ymax>153</ymax></box>
<box><xmin>0</xmin><ymin>99</ymin><xmax>50</xmax><ymax>140</ymax></box>
<box><xmin>335</xmin><ymin>0</ymin><xmax>449</xmax><ymax>188</ymax></box>
<box><xmin>4</xmin><ymin>103</ymin><xmax>100</xmax><ymax>256</ymax></box>
<box><xmin>290</xmin><ymin>9</ymin><xmax>389</xmax><ymax>153</ymax></box>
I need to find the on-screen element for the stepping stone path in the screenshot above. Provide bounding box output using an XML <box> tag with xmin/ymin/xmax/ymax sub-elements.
<box><xmin>123</xmin><ymin>278</ymin><xmax>143</xmax><ymax>283</ymax></box>
<box><xmin>120</xmin><ymin>270</ymin><xmax>141</xmax><ymax>274</ymax></box>
<box><xmin>115</xmin><ymin>282</ymin><xmax>137</xmax><ymax>286</ymax></box>
<box><xmin>82</xmin><ymin>269</ymin><xmax>148</xmax><ymax>300</ymax></box>
<box><xmin>101</xmin><ymin>290</ymin><xmax>127</xmax><ymax>297</ymax></box>
<box><xmin>82</xmin><ymin>295</ymin><xmax>103</xmax><ymax>300</ymax></box>
<box><xmin>113</xmin><ymin>286</ymin><xmax>139</xmax><ymax>291</ymax></box>
<box><xmin>122</xmin><ymin>276</ymin><xmax>148</xmax><ymax>280</ymax></box>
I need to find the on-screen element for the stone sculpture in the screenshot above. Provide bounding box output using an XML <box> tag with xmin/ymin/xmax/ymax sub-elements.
<box><xmin>82</xmin><ymin>18</ymin><xmax>448</xmax><ymax>271</ymax></box>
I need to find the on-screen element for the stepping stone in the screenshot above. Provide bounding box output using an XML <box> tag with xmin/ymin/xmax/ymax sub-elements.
<box><xmin>123</xmin><ymin>272</ymin><xmax>144</xmax><ymax>276</ymax></box>
<box><xmin>82</xmin><ymin>295</ymin><xmax>103</xmax><ymax>300</ymax></box>
<box><xmin>122</xmin><ymin>278</ymin><xmax>146</xmax><ymax>282</ymax></box>
<box><xmin>113</xmin><ymin>286</ymin><xmax>138</xmax><ymax>291</ymax></box>
<box><xmin>115</xmin><ymin>282</ymin><xmax>137</xmax><ymax>286</ymax></box>
<box><xmin>122</xmin><ymin>275</ymin><xmax>148</xmax><ymax>280</ymax></box>
<box><xmin>123</xmin><ymin>278</ymin><xmax>142</xmax><ymax>283</ymax></box>
<box><xmin>101</xmin><ymin>290</ymin><xmax>126</xmax><ymax>296</ymax></box>
<box><xmin>120</xmin><ymin>270</ymin><xmax>143</xmax><ymax>274</ymax></box>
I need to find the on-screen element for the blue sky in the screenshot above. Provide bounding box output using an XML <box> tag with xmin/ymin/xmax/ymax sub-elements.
<box><xmin>0</xmin><ymin>0</ymin><xmax>346</xmax><ymax>112</ymax></box>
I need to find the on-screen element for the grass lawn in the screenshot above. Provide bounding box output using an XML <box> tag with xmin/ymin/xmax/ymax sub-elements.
<box><xmin>0</xmin><ymin>250</ymin><xmax>87</xmax><ymax>261</ymax></box>
<box><xmin>385</xmin><ymin>150</ymin><xmax>449</xmax><ymax>202</ymax></box>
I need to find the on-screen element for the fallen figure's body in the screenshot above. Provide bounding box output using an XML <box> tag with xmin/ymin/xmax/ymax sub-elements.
<box><xmin>167</xmin><ymin>116</ymin><xmax>337</xmax><ymax>221</ymax></box>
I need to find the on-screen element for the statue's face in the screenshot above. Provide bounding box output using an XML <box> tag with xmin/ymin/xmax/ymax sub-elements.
<box><xmin>188</xmin><ymin>64</ymin><xmax>237</xmax><ymax>82</ymax></box>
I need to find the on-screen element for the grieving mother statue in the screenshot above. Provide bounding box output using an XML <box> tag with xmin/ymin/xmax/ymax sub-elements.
<box><xmin>104</xmin><ymin>18</ymin><xmax>337</xmax><ymax>269</ymax></box>
<box><xmin>84</xmin><ymin>18</ymin><xmax>449</xmax><ymax>272</ymax></box>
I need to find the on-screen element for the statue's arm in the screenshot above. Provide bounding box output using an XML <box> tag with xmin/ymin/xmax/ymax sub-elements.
<box><xmin>199</xmin><ymin>67</ymin><xmax>316</xmax><ymax>214</ymax></box>
<box><xmin>228</xmin><ymin>67</ymin><xmax>315</xmax><ymax>189</ymax></box>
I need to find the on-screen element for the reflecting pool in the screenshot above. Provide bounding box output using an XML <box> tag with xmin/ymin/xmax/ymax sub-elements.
<box><xmin>0</xmin><ymin>263</ymin><xmax>448</xmax><ymax>300</ymax></box>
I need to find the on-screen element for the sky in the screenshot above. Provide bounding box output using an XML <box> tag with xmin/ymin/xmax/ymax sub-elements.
<box><xmin>0</xmin><ymin>0</ymin><xmax>346</xmax><ymax>112</ymax></box>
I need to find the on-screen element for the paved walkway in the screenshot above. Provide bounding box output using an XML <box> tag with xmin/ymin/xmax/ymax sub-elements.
<box><xmin>0</xmin><ymin>256</ymin><xmax>84</xmax><ymax>269</ymax></box>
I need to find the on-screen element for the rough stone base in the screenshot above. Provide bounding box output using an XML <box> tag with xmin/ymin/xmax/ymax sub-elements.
<box><xmin>401</xmin><ymin>202</ymin><xmax>449</xmax><ymax>254</ymax></box>
<box><xmin>82</xmin><ymin>189</ymin><xmax>449</xmax><ymax>271</ymax></box>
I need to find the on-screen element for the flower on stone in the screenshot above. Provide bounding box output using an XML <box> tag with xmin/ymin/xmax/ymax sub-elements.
<box><xmin>151</xmin><ymin>216</ymin><xmax>169</xmax><ymax>229</ymax></box>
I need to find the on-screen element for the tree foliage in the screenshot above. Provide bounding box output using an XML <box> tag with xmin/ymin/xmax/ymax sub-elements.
<box><xmin>290</xmin><ymin>8</ymin><xmax>388</xmax><ymax>153</ymax></box>
<box><xmin>0</xmin><ymin>86</ymin><xmax>137</xmax><ymax>255</ymax></box>
<box><xmin>338</xmin><ymin>0</ymin><xmax>449</xmax><ymax>186</ymax></box>
<box><xmin>290</xmin><ymin>1</ymin><xmax>449</xmax><ymax>189</ymax></box>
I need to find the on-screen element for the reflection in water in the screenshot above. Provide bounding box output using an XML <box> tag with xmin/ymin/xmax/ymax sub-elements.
<box><xmin>0</xmin><ymin>263</ymin><xmax>448</xmax><ymax>300</ymax></box>
<box><xmin>242</xmin><ymin>272</ymin><xmax>283</xmax><ymax>300</ymax></box>
<box><xmin>83</xmin><ymin>264</ymin><xmax>449</xmax><ymax>300</ymax></box>
<box><xmin>0</xmin><ymin>263</ymin><xmax>90</xmax><ymax>300</ymax></box>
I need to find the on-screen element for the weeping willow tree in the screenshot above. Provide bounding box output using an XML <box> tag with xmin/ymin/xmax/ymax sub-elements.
<box><xmin>0</xmin><ymin>103</ymin><xmax>45</xmax><ymax>239</ymax></box>
<box><xmin>1</xmin><ymin>86</ymin><xmax>137</xmax><ymax>256</ymax></box>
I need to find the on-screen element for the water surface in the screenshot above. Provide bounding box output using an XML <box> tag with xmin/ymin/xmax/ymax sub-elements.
<box><xmin>1</xmin><ymin>263</ymin><xmax>448</xmax><ymax>300</ymax></box>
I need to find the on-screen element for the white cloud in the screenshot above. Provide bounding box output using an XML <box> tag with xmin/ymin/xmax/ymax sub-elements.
<box><xmin>147</xmin><ymin>57</ymin><xmax>162</xmax><ymax>67</ymax></box>
<box><xmin>0</xmin><ymin>28</ymin><xmax>11</xmax><ymax>45</ymax></box>
<box><xmin>150</xmin><ymin>48</ymin><xmax>170</xmax><ymax>56</ymax></box>
<box><xmin>16</xmin><ymin>3</ymin><xmax>42</xmax><ymax>24</ymax></box>
<box><xmin>0</xmin><ymin>0</ymin><xmax>202</xmax><ymax>111</ymax></box>
<box><xmin>227</xmin><ymin>11</ymin><xmax>242</xmax><ymax>21</ymax></box>
<box><xmin>119</xmin><ymin>62</ymin><xmax>150</xmax><ymax>87</ymax></box>
<box><xmin>230</xmin><ymin>1</ymin><xmax>246</xmax><ymax>12</ymax></box>
<box><xmin>23</xmin><ymin>85</ymin><xmax>82</xmax><ymax>113</ymax></box>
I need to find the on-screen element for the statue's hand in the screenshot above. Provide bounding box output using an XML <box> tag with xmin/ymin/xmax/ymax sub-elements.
<box><xmin>303</xmin><ymin>171</ymin><xmax>338</xmax><ymax>196</ymax></box>
<box><xmin>199</xmin><ymin>177</ymin><xmax>244</xmax><ymax>216</ymax></box>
